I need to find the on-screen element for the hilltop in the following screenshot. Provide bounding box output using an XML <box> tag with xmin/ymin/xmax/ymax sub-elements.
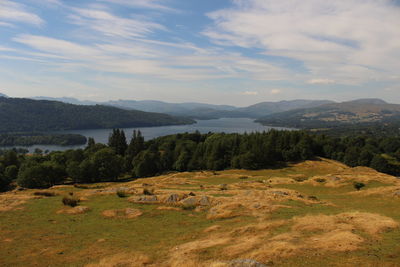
<box><xmin>1</xmin><ymin>158</ymin><xmax>400</xmax><ymax>266</ymax></box>
<box><xmin>0</xmin><ymin>97</ymin><xmax>194</xmax><ymax>133</ymax></box>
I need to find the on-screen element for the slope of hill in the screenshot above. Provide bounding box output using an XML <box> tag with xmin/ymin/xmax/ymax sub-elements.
<box><xmin>1</xmin><ymin>158</ymin><xmax>400</xmax><ymax>266</ymax></box>
<box><xmin>256</xmin><ymin>98</ymin><xmax>400</xmax><ymax>129</ymax></box>
<box><xmin>0</xmin><ymin>97</ymin><xmax>194</xmax><ymax>133</ymax></box>
<box><xmin>235</xmin><ymin>99</ymin><xmax>334</xmax><ymax>118</ymax></box>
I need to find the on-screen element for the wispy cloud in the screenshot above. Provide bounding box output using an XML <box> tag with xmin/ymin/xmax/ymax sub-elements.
<box><xmin>270</xmin><ymin>89</ymin><xmax>281</xmax><ymax>95</ymax></box>
<box><xmin>0</xmin><ymin>0</ymin><xmax>44</xmax><ymax>26</ymax></box>
<box><xmin>204</xmin><ymin>0</ymin><xmax>400</xmax><ymax>85</ymax></box>
<box><xmin>308</xmin><ymin>79</ymin><xmax>335</xmax><ymax>85</ymax></box>
<box><xmin>241</xmin><ymin>91</ymin><xmax>258</xmax><ymax>95</ymax></box>
<box><xmin>69</xmin><ymin>7</ymin><xmax>166</xmax><ymax>39</ymax></box>
<box><xmin>100</xmin><ymin>0</ymin><xmax>178</xmax><ymax>12</ymax></box>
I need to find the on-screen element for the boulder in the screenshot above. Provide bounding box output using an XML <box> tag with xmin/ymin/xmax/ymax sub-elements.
<box><xmin>199</xmin><ymin>196</ymin><xmax>211</xmax><ymax>206</ymax></box>
<box><xmin>165</xmin><ymin>194</ymin><xmax>180</xmax><ymax>204</ymax></box>
<box><xmin>181</xmin><ymin>196</ymin><xmax>197</xmax><ymax>206</ymax></box>
<box><xmin>129</xmin><ymin>195</ymin><xmax>158</xmax><ymax>204</ymax></box>
<box><xmin>228</xmin><ymin>259</ymin><xmax>269</xmax><ymax>267</ymax></box>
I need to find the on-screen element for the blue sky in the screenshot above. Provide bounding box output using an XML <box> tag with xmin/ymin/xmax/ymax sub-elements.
<box><xmin>0</xmin><ymin>0</ymin><xmax>399</xmax><ymax>106</ymax></box>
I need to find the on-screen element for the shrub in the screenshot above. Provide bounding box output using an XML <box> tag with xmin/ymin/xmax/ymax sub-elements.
<box><xmin>34</xmin><ymin>191</ymin><xmax>56</xmax><ymax>197</ymax></box>
<box><xmin>143</xmin><ymin>188</ymin><xmax>154</xmax><ymax>195</ymax></box>
<box><xmin>62</xmin><ymin>196</ymin><xmax>79</xmax><ymax>207</ymax></box>
<box><xmin>239</xmin><ymin>176</ymin><xmax>248</xmax><ymax>180</ymax></box>
<box><xmin>116</xmin><ymin>190</ymin><xmax>128</xmax><ymax>198</ymax></box>
<box><xmin>219</xmin><ymin>184</ymin><xmax>228</xmax><ymax>191</ymax></box>
<box><xmin>353</xmin><ymin>182</ymin><xmax>366</xmax><ymax>191</ymax></box>
<box><xmin>182</xmin><ymin>204</ymin><xmax>196</xmax><ymax>211</ymax></box>
<box><xmin>315</xmin><ymin>178</ymin><xmax>326</xmax><ymax>183</ymax></box>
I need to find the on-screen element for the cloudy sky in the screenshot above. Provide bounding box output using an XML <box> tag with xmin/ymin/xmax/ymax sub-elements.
<box><xmin>0</xmin><ymin>0</ymin><xmax>399</xmax><ymax>106</ymax></box>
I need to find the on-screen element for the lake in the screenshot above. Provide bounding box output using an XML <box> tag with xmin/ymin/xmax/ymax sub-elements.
<box><xmin>2</xmin><ymin>118</ymin><xmax>293</xmax><ymax>152</ymax></box>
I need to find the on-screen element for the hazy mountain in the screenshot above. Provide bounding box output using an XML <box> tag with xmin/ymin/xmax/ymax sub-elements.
<box><xmin>234</xmin><ymin>100</ymin><xmax>334</xmax><ymax>118</ymax></box>
<box><xmin>32</xmin><ymin>96</ymin><xmax>97</xmax><ymax>105</ymax></box>
<box><xmin>256</xmin><ymin>98</ymin><xmax>400</xmax><ymax>128</ymax></box>
<box><xmin>0</xmin><ymin>93</ymin><xmax>8</xmax><ymax>97</ymax></box>
<box><xmin>29</xmin><ymin>97</ymin><xmax>335</xmax><ymax>119</ymax></box>
<box><xmin>0</xmin><ymin>97</ymin><xmax>194</xmax><ymax>133</ymax></box>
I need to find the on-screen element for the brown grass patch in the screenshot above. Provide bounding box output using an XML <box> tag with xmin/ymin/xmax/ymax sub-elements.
<box><xmin>57</xmin><ymin>206</ymin><xmax>90</xmax><ymax>215</ymax></box>
<box><xmin>0</xmin><ymin>193</ymin><xmax>35</xmax><ymax>212</ymax></box>
<box><xmin>101</xmin><ymin>208</ymin><xmax>143</xmax><ymax>219</ymax></box>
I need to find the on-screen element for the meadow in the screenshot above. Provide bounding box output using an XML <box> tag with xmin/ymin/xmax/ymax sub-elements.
<box><xmin>1</xmin><ymin>158</ymin><xmax>400</xmax><ymax>266</ymax></box>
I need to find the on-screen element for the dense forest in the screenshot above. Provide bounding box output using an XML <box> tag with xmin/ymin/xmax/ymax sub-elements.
<box><xmin>0</xmin><ymin>133</ymin><xmax>87</xmax><ymax>146</ymax></box>
<box><xmin>1</xmin><ymin>129</ymin><xmax>400</xmax><ymax>192</ymax></box>
<box><xmin>0</xmin><ymin>97</ymin><xmax>194</xmax><ymax>133</ymax></box>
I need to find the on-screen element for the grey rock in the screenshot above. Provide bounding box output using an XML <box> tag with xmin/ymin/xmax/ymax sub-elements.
<box><xmin>199</xmin><ymin>196</ymin><xmax>211</xmax><ymax>206</ymax></box>
<box><xmin>165</xmin><ymin>194</ymin><xmax>180</xmax><ymax>203</ymax></box>
<box><xmin>135</xmin><ymin>195</ymin><xmax>158</xmax><ymax>203</ymax></box>
<box><xmin>270</xmin><ymin>191</ymin><xmax>289</xmax><ymax>196</ymax></box>
<box><xmin>181</xmin><ymin>196</ymin><xmax>197</xmax><ymax>206</ymax></box>
<box><xmin>228</xmin><ymin>259</ymin><xmax>270</xmax><ymax>267</ymax></box>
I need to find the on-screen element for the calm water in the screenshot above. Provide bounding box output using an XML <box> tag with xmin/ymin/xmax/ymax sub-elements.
<box><xmin>2</xmin><ymin>118</ymin><xmax>292</xmax><ymax>152</ymax></box>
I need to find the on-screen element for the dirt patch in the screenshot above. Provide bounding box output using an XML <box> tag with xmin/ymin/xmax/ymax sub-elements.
<box><xmin>102</xmin><ymin>208</ymin><xmax>143</xmax><ymax>219</ymax></box>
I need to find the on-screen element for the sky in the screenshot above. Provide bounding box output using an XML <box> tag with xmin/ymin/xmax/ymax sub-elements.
<box><xmin>0</xmin><ymin>0</ymin><xmax>399</xmax><ymax>106</ymax></box>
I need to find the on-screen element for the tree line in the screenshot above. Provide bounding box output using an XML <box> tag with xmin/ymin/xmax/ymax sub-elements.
<box><xmin>1</xmin><ymin>129</ymin><xmax>400</xmax><ymax>191</ymax></box>
<box><xmin>0</xmin><ymin>133</ymin><xmax>87</xmax><ymax>146</ymax></box>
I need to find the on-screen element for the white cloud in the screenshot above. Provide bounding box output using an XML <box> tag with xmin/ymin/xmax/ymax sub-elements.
<box><xmin>0</xmin><ymin>0</ymin><xmax>44</xmax><ymax>26</ymax></box>
<box><xmin>69</xmin><ymin>7</ymin><xmax>166</xmax><ymax>39</ymax></box>
<box><xmin>204</xmin><ymin>0</ymin><xmax>400</xmax><ymax>85</ymax></box>
<box><xmin>241</xmin><ymin>91</ymin><xmax>258</xmax><ymax>95</ymax></box>
<box><xmin>270</xmin><ymin>89</ymin><xmax>281</xmax><ymax>95</ymax></box>
<box><xmin>308</xmin><ymin>79</ymin><xmax>335</xmax><ymax>85</ymax></box>
<box><xmin>100</xmin><ymin>0</ymin><xmax>177</xmax><ymax>12</ymax></box>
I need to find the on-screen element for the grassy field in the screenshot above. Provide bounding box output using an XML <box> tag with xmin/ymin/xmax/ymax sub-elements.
<box><xmin>1</xmin><ymin>158</ymin><xmax>400</xmax><ymax>266</ymax></box>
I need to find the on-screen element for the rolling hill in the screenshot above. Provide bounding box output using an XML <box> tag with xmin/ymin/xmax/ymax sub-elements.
<box><xmin>0</xmin><ymin>97</ymin><xmax>194</xmax><ymax>133</ymax></box>
<box><xmin>256</xmin><ymin>98</ymin><xmax>400</xmax><ymax>129</ymax></box>
<box><xmin>33</xmin><ymin>97</ymin><xmax>333</xmax><ymax>119</ymax></box>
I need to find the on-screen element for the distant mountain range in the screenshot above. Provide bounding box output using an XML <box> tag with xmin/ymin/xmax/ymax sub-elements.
<box><xmin>32</xmin><ymin>96</ymin><xmax>335</xmax><ymax>119</ymax></box>
<box><xmin>0</xmin><ymin>96</ymin><xmax>194</xmax><ymax>133</ymax></box>
<box><xmin>256</xmin><ymin>98</ymin><xmax>400</xmax><ymax>129</ymax></box>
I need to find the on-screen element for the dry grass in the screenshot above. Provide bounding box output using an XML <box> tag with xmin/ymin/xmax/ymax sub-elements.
<box><xmin>2</xmin><ymin>158</ymin><xmax>400</xmax><ymax>266</ymax></box>
<box><xmin>57</xmin><ymin>206</ymin><xmax>91</xmax><ymax>215</ymax></box>
<box><xmin>102</xmin><ymin>208</ymin><xmax>143</xmax><ymax>219</ymax></box>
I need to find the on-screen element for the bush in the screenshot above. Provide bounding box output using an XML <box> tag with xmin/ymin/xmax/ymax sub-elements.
<box><xmin>34</xmin><ymin>191</ymin><xmax>56</xmax><ymax>197</ymax></box>
<box><xmin>143</xmin><ymin>188</ymin><xmax>154</xmax><ymax>195</ymax></box>
<box><xmin>62</xmin><ymin>196</ymin><xmax>79</xmax><ymax>207</ymax></box>
<box><xmin>116</xmin><ymin>190</ymin><xmax>128</xmax><ymax>198</ymax></box>
<box><xmin>219</xmin><ymin>184</ymin><xmax>228</xmax><ymax>191</ymax></box>
<box><xmin>182</xmin><ymin>204</ymin><xmax>196</xmax><ymax>211</ymax></box>
<box><xmin>353</xmin><ymin>182</ymin><xmax>365</xmax><ymax>191</ymax></box>
<box><xmin>315</xmin><ymin>178</ymin><xmax>326</xmax><ymax>183</ymax></box>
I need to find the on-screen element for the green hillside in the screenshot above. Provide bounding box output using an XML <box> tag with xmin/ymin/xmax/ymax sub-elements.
<box><xmin>0</xmin><ymin>97</ymin><xmax>194</xmax><ymax>133</ymax></box>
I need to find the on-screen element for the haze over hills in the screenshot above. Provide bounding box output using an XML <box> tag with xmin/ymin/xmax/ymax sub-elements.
<box><xmin>0</xmin><ymin>97</ymin><xmax>194</xmax><ymax>133</ymax></box>
<box><xmin>32</xmin><ymin>96</ymin><xmax>335</xmax><ymax>119</ymax></box>
<box><xmin>256</xmin><ymin>98</ymin><xmax>400</xmax><ymax>129</ymax></box>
